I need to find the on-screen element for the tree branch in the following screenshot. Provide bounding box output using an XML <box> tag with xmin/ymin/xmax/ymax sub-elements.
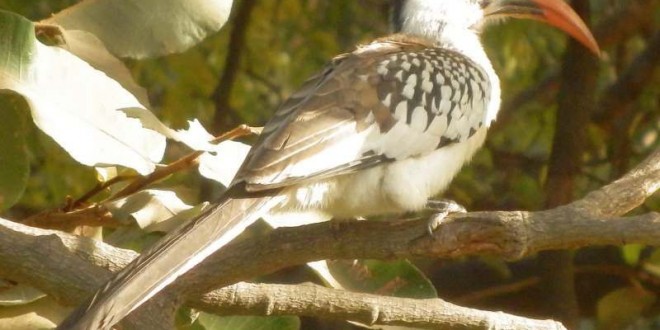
<box><xmin>212</xmin><ymin>0</ymin><xmax>258</xmax><ymax>133</ymax></box>
<box><xmin>193</xmin><ymin>282</ymin><xmax>566</xmax><ymax>330</ymax></box>
<box><xmin>0</xmin><ymin>148</ymin><xmax>657</xmax><ymax>328</ymax></box>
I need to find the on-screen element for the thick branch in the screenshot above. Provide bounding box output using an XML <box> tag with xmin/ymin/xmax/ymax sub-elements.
<box><xmin>573</xmin><ymin>147</ymin><xmax>660</xmax><ymax>216</ymax></box>
<box><xmin>0</xmin><ymin>219</ymin><xmax>175</xmax><ymax>329</ymax></box>
<box><xmin>0</xmin><ymin>148</ymin><xmax>657</xmax><ymax>328</ymax></box>
<box><xmin>193</xmin><ymin>282</ymin><xmax>565</xmax><ymax>330</ymax></box>
<box><xmin>176</xmin><ymin>148</ymin><xmax>659</xmax><ymax>297</ymax></box>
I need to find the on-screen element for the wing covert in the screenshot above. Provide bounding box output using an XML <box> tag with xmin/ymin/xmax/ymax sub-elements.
<box><xmin>231</xmin><ymin>36</ymin><xmax>493</xmax><ymax>192</ymax></box>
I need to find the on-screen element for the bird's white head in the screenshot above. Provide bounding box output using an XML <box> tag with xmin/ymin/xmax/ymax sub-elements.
<box><xmin>394</xmin><ymin>0</ymin><xmax>489</xmax><ymax>70</ymax></box>
<box><xmin>396</xmin><ymin>0</ymin><xmax>484</xmax><ymax>36</ymax></box>
<box><xmin>395</xmin><ymin>0</ymin><xmax>600</xmax><ymax>55</ymax></box>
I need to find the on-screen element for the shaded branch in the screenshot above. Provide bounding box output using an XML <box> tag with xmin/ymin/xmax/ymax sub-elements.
<box><xmin>0</xmin><ymin>217</ymin><xmax>175</xmax><ymax>329</ymax></box>
<box><xmin>594</xmin><ymin>30</ymin><xmax>660</xmax><ymax>130</ymax></box>
<box><xmin>212</xmin><ymin>0</ymin><xmax>258</xmax><ymax>133</ymax></box>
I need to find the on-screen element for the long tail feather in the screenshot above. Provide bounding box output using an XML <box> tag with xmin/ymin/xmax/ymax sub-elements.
<box><xmin>58</xmin><ymin>196</ymin><xmax>279</xmax><ymax>330</ymax></box>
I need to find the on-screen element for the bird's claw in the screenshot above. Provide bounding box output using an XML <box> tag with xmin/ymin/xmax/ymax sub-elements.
<box><xmin>425</xmin><ymin>199</ymin><xmax>467</xmax><ymax>236</ymax></box>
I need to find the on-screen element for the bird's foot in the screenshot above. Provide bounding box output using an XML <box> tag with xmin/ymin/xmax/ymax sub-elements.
<box><xmin>425</xmin><ymin>199</ymin><xmax>466</xmax><ymax>236</ymax></box>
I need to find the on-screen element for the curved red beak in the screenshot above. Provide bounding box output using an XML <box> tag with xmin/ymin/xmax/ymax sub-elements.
<box><xmin>484</xmin><ymin>0</ymin><xmax>601</xmax><ymax>56</ymax></box>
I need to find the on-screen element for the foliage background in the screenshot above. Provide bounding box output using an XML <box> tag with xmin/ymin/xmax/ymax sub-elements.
<box><xmin>0</xmin><ymin>0</ymin><xmax>658</xmax><ymax>329</ymax></box>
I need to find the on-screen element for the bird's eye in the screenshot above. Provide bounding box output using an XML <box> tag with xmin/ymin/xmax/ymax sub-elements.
<box><xmin>479</xmin><ymin>0</ymin><xmax>492</xmax><ymax>9</ymax></box>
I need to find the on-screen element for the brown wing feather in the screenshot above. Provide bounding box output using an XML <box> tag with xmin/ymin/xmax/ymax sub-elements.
<box><xmin>230</xmin><ymin>34</ymin><xmax>491</xmax><ymax>192</ymax></box>
<box><xmin>232</xmin><ymin>40</ymin><xmax>426</xmax><ymax>190</ymax></box>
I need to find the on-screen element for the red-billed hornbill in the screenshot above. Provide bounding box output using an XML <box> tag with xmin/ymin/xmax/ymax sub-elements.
<box><xmin>58</xmin><ymin>0</ymin><xmax>599</xmax><ymax>328</ymax></box>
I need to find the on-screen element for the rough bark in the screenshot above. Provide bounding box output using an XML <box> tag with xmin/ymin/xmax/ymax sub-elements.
<box><xmin>0</xmin><ymin>148</ymin><xmax>657</xmax><ymax>329</ymax></box>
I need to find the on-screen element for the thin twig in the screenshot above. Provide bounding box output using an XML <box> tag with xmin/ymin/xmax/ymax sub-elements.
<box><xmin>108</xmin><ymin>124</ymin><xmax>259</xmax><ymax>201</ymax></box>
<box><xmin>22</xmin><ymin>125</ymin><xmax>260</xmax><ymax>230</ymax></box>
<box><xmin>454</xmin><ymin>277</ymin><xmax>540</xmax><ymax>305</ymax></box>
<box><xmin>70</xmin><ymin>175</ymin><xmax>135</xmax><ymax>209</ymax></box>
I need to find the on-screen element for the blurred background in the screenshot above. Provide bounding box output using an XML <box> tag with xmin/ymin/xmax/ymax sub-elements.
<box><xmin>1</xmin><ymin>0</ymin><xmax>658</xmax><ymax>329</ymax></box>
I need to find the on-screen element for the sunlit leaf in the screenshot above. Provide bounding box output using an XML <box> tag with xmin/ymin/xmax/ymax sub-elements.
<box><xmin>121</xmin><ymin>108</ymin><xmax>219</xmax><ymax>151</ymax></box>
<box><xmin>198</xmin><ymin>141</ymin><xmax>251</xmax><ymax>187</ymax></box>
<box><xmin>53</xmin><ymin>28</ymin><xmax>150</xmax><ymax>106</ymax></box>
<box><xmin>104</xmin><ymin>189</ymin><xmax>195</xmax><ymax>231</ymax></box>
<box><xmin>44</xmin><ymin>0</ymin><xmax>234</xmax><ymax>59</ymax></box>
<box><xmin>95</xmin><ymin>166</ymin><xmax>119</xmax><ymax>183</ymax></box>
<box><xmin>0</xmin><ymin>10</ymin><xmax>166</xmax><ymax>175</ymax></box>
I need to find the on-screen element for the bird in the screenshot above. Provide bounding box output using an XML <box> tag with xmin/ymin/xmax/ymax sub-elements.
<box><xmin>58</xmin><ymin>0</ymin><xmax>599</xmax><ymax>329</ymax></box>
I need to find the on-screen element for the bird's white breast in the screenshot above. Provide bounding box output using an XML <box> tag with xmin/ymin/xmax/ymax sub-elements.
<box><xmin>272</xmin><ymin>126</ymin><xmax>488</xmax><ymax>218</ymax></box>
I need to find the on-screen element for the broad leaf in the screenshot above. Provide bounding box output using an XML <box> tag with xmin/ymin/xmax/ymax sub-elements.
<box><xmin>597</xmin><ymin>287</ymin><xmax>656</xmax><ymax>330</ymax></box>
<box><xmin>325</xmin><ymin>259</ymin><xmax>437</xmax><ymax>299</ymax></box>
<box><xmin>44</xmin><ymin>0</ymin><xmax>234</xmax><ymax>59</ymax></box>
<box><xmin>105</xmin><ymin>189</ymin><xmax>197</xmax><ymax>231</ymax></box>
<box><xmin>0</xmin><ymin>92</ymin><xmax>29</xmax><ymax>211</ymax></box>
<box><xmin>198</xmin><ymin>141</ymin><xmax>251</xmax><ymax>187</ymax></box>
<box><xmin>121</xmin><ymin>109</ymin><xmax>221</xmax><ymax>152</ymax></box>
<box><xmin>0</xmin><ymin>10</ymin><xmax>166</xmax><ymax>175</ymax></box>
<box><xmin>54</xmin><ymin>28</ymin><xmax>151</xmax><ymax>106</ymax></box>
<box><xmin>0</xmin><ymin>284</ymin><xmax>45</xmax><ymax>306</ymax></box>
<box><xmin>197</xmin><ymin>313</ymin><xmax>299</xmax><ymax>330</ymax></box>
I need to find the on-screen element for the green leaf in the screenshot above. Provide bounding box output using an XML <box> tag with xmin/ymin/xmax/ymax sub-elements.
<box><xmin>197</xmin><ymin>313</ymin><xmax>299</xmax><ymax>330</ymax></box>
<box><xmin>326</xmin><ymin>259</ymin><xmax>437</xmax><ymax>299</ymax></box>
<box><xmin>0</xmin><ymin>10</ymin><xmax>35</xmax><ymax>77</ymax></box>
<box><xmin>596</xmin><ymin>287</ymin><xmax>656</xmax><ymax>330</ymax></box>
<box><xmin>175</xmin><ymin>307</ymin><xmax>205</xmax><ymax>330</ymax></box>
<box><xmin>44</xmin><ymin>0</ymin><xmax>234</xmax><ymax>59</ymax></box>
<box><xmin>0</xmin><ymin>92</ymin><xmax>29</xmax><ymax>211</ymax></box>
<box><xmin>622</xmin><ymin>244</ymin><xmax>645</xmax><ymax>266</ymax></box>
